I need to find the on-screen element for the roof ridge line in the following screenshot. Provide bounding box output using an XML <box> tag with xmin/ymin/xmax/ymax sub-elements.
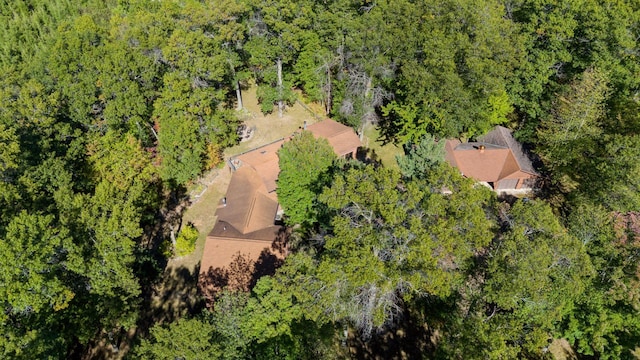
<box><xmin>243</xmin><ymin>193</ymin><xmax>259</xmax><ymax>233</ymax></box>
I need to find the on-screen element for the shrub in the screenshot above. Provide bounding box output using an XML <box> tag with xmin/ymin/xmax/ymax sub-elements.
<box><xmin>175</xmin><ymin>223</ymin><xmax>199</xmax><ymax>257</ymax></box>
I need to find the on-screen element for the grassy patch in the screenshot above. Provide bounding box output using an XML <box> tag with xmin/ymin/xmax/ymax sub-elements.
<box><xmin>362</xmin><ymin>124</ymin><xmax>404</xmax><ymax>170</ymax></box>
<box><xmin>170</xmin><ymin>173</ymin><xmax>228</xmax><ymax>272</ymax></box>
<box><xmin>225</xmin><ymin>86</ymin><xmax>319</xmax><ymax>157</ymax></box>
<box><xmin>548</xmin><ymin>338</ymin><xmax>576</xmax><ymax>360</ymax></box>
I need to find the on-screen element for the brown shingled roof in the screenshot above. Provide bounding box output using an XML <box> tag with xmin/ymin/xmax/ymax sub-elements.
<box><xmin>307</xmin><ymin>119</ymin><xmax>361</xmax><ymax>157</ymax></box>
<box><xmin>234</xmin><ymin>139</ymin><xmax>285</xmax><ymax>193</ymax></box>
<box><xmin>213</xmin><ymin>166</ymin><xmax>279</xmax><ymax>234</ymax></box>
<box><xmin>478</xmin><ymin>126</ymin><xmax>537</xmax><ymax>175</ymax></box>
<box><xmin>444</xmin><ymin>126</ymin><xmax>538</xmax><ymax>188</ymax></box>
<box><xmin>199</xmin><ymin>231</ymin><xmax>288</xmax><ymax>300</ymax></box>
<box><xmin>199</xmin><ymin>119</ymin><xmax>361</xmax><ymax>302</ymax></box>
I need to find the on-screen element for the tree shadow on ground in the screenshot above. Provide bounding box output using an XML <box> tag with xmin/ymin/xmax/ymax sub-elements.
<box><xmin>79</xmin><ymin>185</ymin><xmax>201</xmax><ymax>359</ymax></box>
<box><xmin>80</xmin><ymin>264</ymin><xmax>204</xmax><ymax>360</ymax></box>
<box><xmin>346</xmin><ymin>305</ymin><xmax>437</xmax><ymax>360</ymax></box>
<box><xmin>136</xmin><ymin>185</ymin><xmax>202</xmax><ymax>326</ymax></box>
<box><xmin>149</xmin><ymin>265</ymin><xmax>205</xmax><ymax>323</ymax></box>
<box><xmin>357</xmin><ymin>147</ymin><xmax>384</xmax><ymax>167</ymax></box>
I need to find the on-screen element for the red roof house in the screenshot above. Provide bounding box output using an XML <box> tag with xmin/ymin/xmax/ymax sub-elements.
<box><xmin>444</xmin><ymin>126</ymin><xmax>538</xmax><ymax>194</ymax></box>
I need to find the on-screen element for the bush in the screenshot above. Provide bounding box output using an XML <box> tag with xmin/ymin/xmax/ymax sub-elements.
<box><xmin>205</xmin><ymin>142</ymin><xmax>223</xmax><ymax>169</ymax></box>
<box><xmin>175</xmin><ymin>223</ymin><xmax>199</xmax><ymax>257</ymax></box>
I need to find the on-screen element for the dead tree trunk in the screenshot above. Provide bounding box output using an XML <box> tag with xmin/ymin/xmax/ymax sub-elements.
<box><xmin>226</xmin><ymin>56</ymin><xmax>243</xmax><ymax>110</ymax></box>
<box><xmin>235</xmin><ymin>80</ymin><xmax>243</xmax><ymax>110</ymax></box>
<box><xmin>359</xmin><ymin>76</ymin><xmax>373</xmax><ymax>141</ymax></box>
<box><xmin>277</xmin><ymin>57</ymin><xmax>284</xmax><ymax>118</ymax></box>
<box><xmin>169</xmin><ymin>224</ymin><xmax>177</xmax><ymax>249</ymax></box>
<box><xmin>325</xmin><ymin>66</ymin><xmax>332</xmax><ymax>115</ymax></box>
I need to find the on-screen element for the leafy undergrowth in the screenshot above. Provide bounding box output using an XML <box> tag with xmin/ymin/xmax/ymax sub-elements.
<box><xmin>175</xmin><ymin>224</ymin><xmax>198</xmax><ymax>257</ymax></box>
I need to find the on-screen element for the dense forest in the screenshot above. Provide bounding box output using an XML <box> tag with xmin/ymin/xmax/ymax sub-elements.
<box><xmin>1</xmin><ymin>0</ymin><xmax>639</xmax><ymax>358</ymax></box>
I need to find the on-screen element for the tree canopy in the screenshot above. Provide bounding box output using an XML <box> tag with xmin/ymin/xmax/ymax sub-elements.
<box><xmin>2</xmin><ymin>0</ymin><xmax>640</xmax><ymax>358</ymax></box>
<box><xmin>276</xmin><ymin>130</ymin><xmax>336</xmax><ymax>227</ymax></box>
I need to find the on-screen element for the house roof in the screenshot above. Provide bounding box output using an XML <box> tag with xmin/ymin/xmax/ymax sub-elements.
<box><xmin>306</xmin><ymin>119</ymin><xmax>361</xmax><ymax>157</ymax></box>
<box><xmin>199</xmin><ymin>119</ymin><xmax>360</xmax><ymax>298</ymax></box>
<box><xmin>234</xmin><ymin>139</ymin><xmax>285</xmax><ymax>193</ymax></box>
<box><xmin>199</xmin><ymin>233</ymin><xmax>284</xmax><ymax>280</ymax></box>
<box><xmin>231</xmin><ymin>119</ymin><xmax>361</xmax><ymax>192</ymax></box>
<box><xmin>199</xmin><ymin>165</ymin><xmax>283</xmax><ymax>288</ymax></box>
<box><xmin>444</xmin><ymin>126</ymin><xmax>538</xmax><ymax>184</ymax></box>
<box><xmin>213</xmin><ymin>166</ymin><xmax>280</xmax><ymax>235</ymax></box>
<box><xmin>199</xmin><ymin>235</ymin><xmax>287</xmax><ymax>294</ymax></box>
<box><xmin>477</xmin><ymin>126</ymin><xmax>537</xmax><ymax>175</ymax></box>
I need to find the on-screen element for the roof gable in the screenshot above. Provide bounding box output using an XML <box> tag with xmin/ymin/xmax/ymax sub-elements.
<box><xmin>214</xmin><ymin>167</ymin><xmax>279</xmax><ymax>234</ymax></box>
<box><xmin>478</xmin><ymin>126</ymin><xmax>537</xmax><ymax>175</ymax></box>
<box><xmin>234</xmin><ymin>139</ymin><xmax>285</xmax><ymax>193</ymax></box>
<box><xmin>306</xmin><ymin>119</ymin><xmax>361</xmax><ymax>157</ymax></box>
<box><xmin>450</xmin><ymin>146</ymin><xmax>512</xmax><ymax>182</ymax></box>
<box><xmin>444</xmin><ymin>126</ymin><xmax>538</xmax><ymax>184</ymax></box>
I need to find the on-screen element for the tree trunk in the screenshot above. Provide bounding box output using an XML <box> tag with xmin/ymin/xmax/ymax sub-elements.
<box><xmin>148</xmin><ymin>122</ymin><xmax>159</xmax><ymax>141</ymax></box>
<box><xmin>277</xmin><ymin>57</ymin><xmax>284</xmax><ymax>118</ymax></box>
<box><xmin>325</xmin><ymin>66</ymin><xmax>332</xmax><ymax>115</ymax></box>
<box><xmin>169</xmin><ymin>224</ymin><xmax>177</xmax><ymax>249</ymax></box>
<box><xmin>235</xmin><ymin>80</ymin><xmax>243</xmax><ymax>110</ymax></box>
<box><xmin>360</xmin><ymin>76</ymin><xmax>373</xmax><ymax>141</ymax></box>
<box><xmin>228</xmin><ymin>58</ymin><xmax>243</xmax><ymax>110</ymax></box>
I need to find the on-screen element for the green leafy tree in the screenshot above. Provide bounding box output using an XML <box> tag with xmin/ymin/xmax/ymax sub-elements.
<box><xmin>155</xmin><ymin>73</ymin><xmax>208</xmax><ymax>185</ymax></box>
<box><xmin>309</xmin><ymin>165</ymin><xmax>495</xmax><ymax>336</ymax></box>
<box><xmin>277</xmin><ymin>131</ymin><xmax>336</xmax><ymax>227</ymax></box>
<box><xmin>135</xmin><ymin>284</ymin><xmax>336</xmax><ymax>360</ymax></box>
<box><xmin>0</xmin><ymin>123</ymin><xmax>20</xmax><ymax>224</ymax></box>
<box><xmin>0</xmin><ymin>212</ymin><xmax>74</xmax><ymax>315</ymax></box>
<box><xmin>537</xmin><ymin>68</ymin><xmax>640</xmax><ymax>211</ymax></box>
<box><xmin>564</xmin><ymin>204</ymin><xmax>640</xmax><ymax>359</ymax></box>
<box><xmin>73</xmin><ymin>132</ymin><xmax>157</xmax><ymax>292</ymax></box>
<box><xmin>537</xmin><ymin>68</ymin><xmax>608</xmax><ymax>191</ymax></box>
<box><xmin>378</xmin><ymin>0</ymin><xmax>521</xmax><ymax>142</ymax></box>
<box><xmin>246</xmin><ymin>0</ymin><xmax>313</xmax><ymax>116</ymax></box>
<box><xmin>42</xmin><ymin>131</ymin><xmax>160</xmax><ymax>343</ymax></box>
<box><xmin>96</xmin><ymin>39</ymin><xmax>160</xmax><ymax>140</ymax></box>
<box><xmin>243</xmin><ymin>276</ymin><xmax>337</xmax><ymax>359</ymax></box>
<box><xmin>46</xmin><ymin>15</ymin><xmax>104</xmax><ymax>128</ymax></box>
<box><xmin>483</xmin><ymin>200</ymin><xmax>592</xmax><ymax>355</ymax></box>
<box><xmin>0</xmin><ymin>0</ymin><xmax>92</xmax><ymax>67</ymax></box>
<box><xmin>136</xmin><ymin>317</ymin><xmax>226</xmax><ymax>360</ymax></box>
<box><xmin>293</xmin><ymin>31</ymin><xmax>338</xmax><ymax>115</ymax></box>
<box><xmin>396</xmin><ymin>134</ymin><xmax>445</xmax><ymax>179</ymax></box>
<box><xmin>175</xmin><ymin>223</ymin><xmax>199</xmax><ymax>257</ymax></box>
<box><xmin>155</xmin><ymin>23</ymin><xmax>239</xmax><ymax>185</ymax></box>
<box><xmin>438</xmin><ymin>200</ymin><xmax>593</xmax><ymax>359</ymax></box>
